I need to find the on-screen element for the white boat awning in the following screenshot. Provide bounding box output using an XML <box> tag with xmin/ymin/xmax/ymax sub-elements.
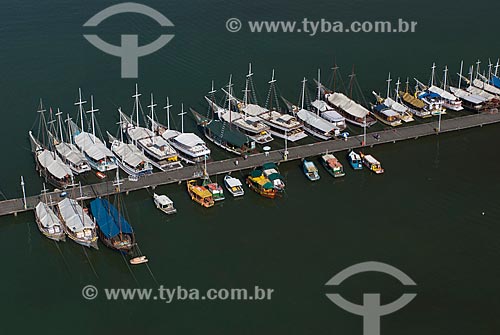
<box><xmin>242</xmin><ymin>104</ymin><xmax>268</xmax><ymax>116</ymax></box>
<box><xmin>311</xmin><ymin>99</ymin><xmax>331</xmax><ymax>112</ymax></box>
<box><xmin>174</xmin><ymin>133</ymin><xmax>206</xmax><ymax>148</ymax></box>
<box><xmin>428</xmin><ymin>86</ymin><xmax>459</xmax><ymax>101</ymax></box>
<box><xmin>74</xmin><ymin>132</ymin><xmax>114</xmax><ymax>161</ymax></box>
<box><xmin>297</xmin><ymin>109</ymin><xmax>337</xmax><ymax>133</ymax></box>
<box><xmin>384</xmin><ymin>98</ymin><xmax>408</xmax><ymax>113</ymax></box>
<box><xmin>56</xmin><ymin>142</ymin><xmax>87</xmax><ymax>166</ymax></box>
<box><xmin>113</xmin><ymin>141</ymin><xmax>148</xmax><ymax>167</ymax></box>
<box><xmin>57</xmin><ymin>198</ymin><xmax>95</xmax><ymax>232</ymax></box>
<box><xmin>38</xmin><ymin>150</ymin><xmax>73</xmax><ymax>179</ymax></box>
<box><xmin>322</xmin><ymin>110</ymin><xmax>345</xmax><ymax>122</ymax></box>
<box><xmin>225</xmin><ymin>177</ymin><xmax>242</xmax><ymax>188</ymax></box>
<box><xmin>156</xmin><ymin>194</ymin><xmax>173</xmax><ymax>206</ymax></box>
<box><xmin>449</xmin><ymin>87</ymin><xmax>486</xmax><ymax>104</ymax></box>
<box><xmin>36</xmin><ymin>202</ymin><xmax>61</xmax><ymax>229</ymax></box>
<box><xmin>327</xmin><ymin>93</ymin><xmax>369</xmax><ymax>118</ymax></box>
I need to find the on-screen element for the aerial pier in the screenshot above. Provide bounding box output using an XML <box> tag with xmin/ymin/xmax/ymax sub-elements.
<box><xmin>1</xmin><ymin>111</ymin><xmax>499</xmax><ymax>218</ymax></box>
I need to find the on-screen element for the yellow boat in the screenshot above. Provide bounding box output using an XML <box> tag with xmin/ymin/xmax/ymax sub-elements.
<box><xmin>187</xmin><ymin>180</ymin><xmax>214</xmax><ymax>208</ymax></box>
<box><xmin>246</xmin><ymin>170</ymin><xmax>278</xmax><ymax>199</ymax></box>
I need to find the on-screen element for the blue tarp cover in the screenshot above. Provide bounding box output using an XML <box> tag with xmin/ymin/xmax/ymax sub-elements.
<box><xmin>491</xmin><ymin>75</ymin><xmax>500</xmax><ymax>89</ymax></box>
<box><xmin>418</xmin><ymin>91</ymin><xmax>440</xmax><ymax>99</ymax></box>
<box><xmin>90</xmin><ymin>198</ymin><xmax>133</xmax><ymax>239</ymax></box>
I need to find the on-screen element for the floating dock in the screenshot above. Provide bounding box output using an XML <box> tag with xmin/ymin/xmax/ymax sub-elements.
<box><xmin>1</xmin><ymin>112</ymin><xmax>499</xmax><ymax>217</ymax></box>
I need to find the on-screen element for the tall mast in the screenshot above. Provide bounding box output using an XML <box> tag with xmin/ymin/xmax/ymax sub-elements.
<box><xmin>317</xmin><ymin>68</ymin><xmax>321</xmax><ymax>101</ymax></box>
<box><xmin>386</xmin><ymin>72</ymin><xmax>392</xmax><ymax>99</ymax></box>
<box><xmin>86</xmin><ymin>95</ymin><xmax>99</xmax><ymax>143</ymax></box>
<box><xmin>395</xmin><ymin>78</ymin><xmax>401</xmax><ymax>100</ymax></box>
<box><xmin>488</xmin><ymin>59</ymin><xmax>493</xmax><ymax>82</ymax></box>
<box><xmin>179</xmin><ymin>103</ymin><xmax>186</xmax><ymax>133</ymax></box>
<box><xmin>430</xmin><ymin>62</ymin><xmax>436</xmax><ymax>87</ymax></box>
<box><xmin>475</xmin><ymin>59</ymin><xmax>481</xmax><ymax>80</ymax></box>
<box><xmin>133</xmin><ymin>83</ymin><xmax>141</xmax><ymax>126</ymax></box>
<box><xmin>209</xmin><ymin>80</ymin><xmax>217</xmax><ymax>120</ymax></box>
<box><xmin>37</xmin><ymin>99</ymin><xmax>47</xmax><ymax>147</ymax></box>
<box><xmin>227</xmin><ymin>74</ymin><xmax>234</xmax><ymax>121</ymax></box>
<box><xmin>56</xmin><ymin>108</ymin><xmax>64</xmax><ymax>142</ymax></box>
<box><xmin>147</xmin><ymin>93</ymin><xmax>157</xmax><ymax>133</ymax></box>
<box><xmin>65</xmin><ymin>114</ymin><xmax>73</xmax><ymax>144</ymax></box>
<box><xmin>267</xmin><ymin>69</ymin><xmax>277</xmax><ymax>115</ymax></box>
<box><xmin>469</xmin><ymin>65</ymin><xmax>474</xmax><ymax>84</ymax></box>
<box><xmin>331</xmin><ymin>62</ymin><xmax>339</xmax><ymax>92</ymax></box>
<box><xmin>75</xmin><ymin>88</ymin><xmax>87</xmax><ymax>132</ymax></box>
<box><xmin>495</xmin><ymin>59</ymin><xmax>500</xmax><ymax>77</ymax></box>
<box><xmin>443</xmin><ymin>66</ymin><xmax>448</xmax><ymax>90</ymax></box>
<box><xmin>301</xmin><ymin>77</ymin><xmax>307</xmax><ymax>110</ymax></box>
<box><xmin>244</xmin><ymin>63</ymin><xmax>253</xmax><ymax>105</ymax></box>
<box><xmin>405</xmin><ymin>77</ymin><xmax>410</xmax><ymax>93</ymax></box>
<box><xmin>163</xmin><ymin>96</ymin><xmax>172</xmax><ymax>130</ymax></box>
<box><xmin>458</xmin><ymin>60</ymin><xmax>464</xmax><ymax>88</ymax></box>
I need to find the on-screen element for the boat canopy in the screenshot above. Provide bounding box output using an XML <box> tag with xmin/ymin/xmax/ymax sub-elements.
<box><xmin>160</xmin><ymin>129</ymin><xmax>182</xmax><ymax>141</ymax></box>
<box><xmin>206</xmin><ymin>120</ymin><xmax>250</xmax><ymax>148</ymax></box>
<box><xmin>267</xmin><ymin>173</ymin><xmax>284</xmax><ymax>182</ymax></box>
<box><xmin>384</xmin><ymin>97</ymin><xmax>408</xmax><ymax>113</ymax></box>
<box><xmin>304</xmin><ymin>161</ymin><xmax>317</xmax><ymax>172</ymax></box>
<box><xmin>155</xmin><ymin>194</ymin><xmax>173</xmax><ymax>206</ymax></box>
<box><xmin>364</xmin><ymin>155</ymin><xmax>380</xmax><ymax>165</ymax></box>
<box><xmin>297</xmin><ymin>109</ymin><xmax>337</xmax><ymax>133</ymax></box>
<box><xmin>58</xmin><ymin>198</ymin><xmax>95</xmax><ymax>232</ymax></box>
<box><xmin>473</xmin><ymin>79</ymin><xmax>500</xmax><ymax>95</ymax></box>
<box><xmin>242</xmin><ymin>104</ymin><xmax>267</xmax><ymax>116</ymax></box>
<box><xmin>418</xmin><ymin>91</ymin><xmax>441</xmax><ymax>100</ymax></box>
<box><xmin>311</xmin><ymin>99</ymin><xmax>331</xmax><ymax>112</ymax></box>
<box><xmin>112</xmin><ymin>141</ymin><xmax>148</xmax><ymax>167</ymax></box>
<box><xmin>374</xmin><ymin>104</ymin><xmax>399</xmax><ymax>117</ymax></box>
<box><xmin>427</xmin><ymin>86</ymin><xmax>459</xmax><ymax>101</ymax></box>
<box><xmin>128</xmin><ymin>126</ymin><xmax>154</xmax><ymax>141</ymax></box>
<box><xmin>74</xmin><ymin>132</ymin><xmax>114</xmax><ymax>161</ymax></box>
<box><xmin>449</xmin><ymin>87</ymin><xmax>486</xmax><ymax>104</ymax></box>
<box><xmin>55</xmin><ymin>142</ymin><xmax>87</xmax><ymax>166</ymax></box>
<box><xmin>400</xmin><ymin>92</ymin><xmax>426</xmax><ymax>108</ymax></box>
<box><xmin>262</xmin><ymin>162</ymin><xmax>278</xmax><ymax>170</ymax></box>
<box><xmin>35</xmin><ymin>202</ymin><xmax>61</xmax><ymax>229</ymax></box>
<box><xmin>250</xmin><ymin>170</ymin><xmax>263</xmax><ymax>178</ymax></box>
<box><xmin>174</xmin><ymin>133</ymin><xmax>206</xmax><ymax>148</ymax></box>
<box><xmin>322</xmin><ymin>110</ymin><xmax>345</xmax><ymax>122</ymax></box>
<box><xmin>327</xmin><ymin>93</ymin><xmax>370</xmax><ymax>118</ymax></box>
<box><xmin>38</xmin><ymin>150</ymin><xmax>73</xmax><ymax>179</ymax></box>
<box><xmin>249</xmin><ymin>174</ymin><xmax>274</xmax><ymax>189</ymax></box>
<box><xmin>90</xmin><ymin>198</ymin><xmax>133</xmax><ymax>239</ymax></box>
<box><xmin>491</xmin><ymin>75</ymin><xmax>500</xmax><ymax>89</ymax></box>
<box><xmin>225</xmin><ymin>177</ymin><xmax>242</xmax><ymax>188</ymax></box>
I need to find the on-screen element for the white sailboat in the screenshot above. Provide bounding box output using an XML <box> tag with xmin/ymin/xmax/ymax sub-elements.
<box><xmin>425</xmin><ymin>64</ymin><xmax>463</xmax><ymax>111</ymax></box>
<box><xmin>107</xmin><ymin>130</ymin><xmax>153</xmax><ymax>179</ymax></box>
<box><xmin>34</xmin><ymin>185</ymin><xmax>65</xmax><ymax>242</ymax></box>
<box><xmin>206</xmin><ymin>75</ymin><xmax>273</xmax><ymax>144</ymax></box>
<box><xmin>152</xmin><ymin>98</ymin><xmax>211</xmax><ymax>164</ymax></box>
<box><xmin>57</xmin><ymin>196</ymin><xmax>98</xmax><ymax>249</ymax></box>
<box><xmin>50</xmin><ymin>109</ymin><xmax>91</xmax><ymax>175</ymax></box>
<box><xmin>29</xmin><ymin>101</ymin><xmax>75</xmax><ymax>190</ymax></box>
<box><xmin>120</xmin><ymin>86</ymin><xmax>182</xmax><ymax>171</ymax></box>
<box><xmin>71</xmin><ymin>89</ymin><xmax>117</xmax><ymax>172</ymax></box>
<box><xmin>295</xmin><ymin>78</ymin><xmax>339</xmax><ymax>140</ymax></box>
<box><xmin>311</xmin><ymin>69</ymin><xmax>347</xmax><ymax>130</ymax></box>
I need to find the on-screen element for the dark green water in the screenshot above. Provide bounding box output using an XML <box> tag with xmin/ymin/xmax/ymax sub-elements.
<box><xmin>1</xmin><ymin>0</ymin><xmax>500</xmax><ymax>334</ymax></box>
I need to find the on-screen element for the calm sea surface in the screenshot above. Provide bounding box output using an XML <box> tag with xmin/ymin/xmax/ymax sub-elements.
<box><xmin>0</xmin><ymin>0</ymin><xmax>499</xmax><ymax>334</ymax></box>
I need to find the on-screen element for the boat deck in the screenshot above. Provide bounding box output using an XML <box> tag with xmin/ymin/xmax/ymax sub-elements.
<box><xmin>2</xmin><ymin>111</ymin><xmax>500</xmax><ymax>217</ymax></box>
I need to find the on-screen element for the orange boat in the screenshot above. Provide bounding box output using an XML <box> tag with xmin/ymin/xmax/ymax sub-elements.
<box><xmin>246</xmin><ymin>170</ymin><xmax>277</xmax><ymax>199</ymax></box>
<box><xmin>187</xmin><ymin>180</ymin><xmax>215</xmax><ymax>208</ymax></box>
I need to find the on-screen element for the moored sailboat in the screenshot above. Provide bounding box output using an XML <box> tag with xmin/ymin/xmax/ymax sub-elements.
<box><xmin>34</xmin><ymin>186</ymin><xmax>65</xmax><ymax>242</ymax></box>
<box><xmin>57</xmin><ymin>197</ymin><xmax>98</xmax><ymax>249</ymax></box>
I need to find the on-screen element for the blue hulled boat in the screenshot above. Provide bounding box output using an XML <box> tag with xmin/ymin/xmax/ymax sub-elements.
<box><xmin>90</xmin><ymin>198</ymin><xmax>135</xmax><ymax>254</ymax></box>
<box><xmin>347</xmin><ymin>150</ymin><xmax>363</xmax><ymax>170</ymax></box>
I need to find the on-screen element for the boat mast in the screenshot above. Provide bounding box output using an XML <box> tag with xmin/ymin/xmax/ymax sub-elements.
<box><xmin>227</xmin><ymin>74</ymin><xmax>234</xmax><ymax>122</ymax></box>
<box><xmin>469</xmin><ymin>65</ymin><xmax>474</xmax><ymax>85</ymax></box>
<box><xmin>405</xmin><ymin>77</ymin><xmax>410</xmax><ymax>93</ymax></box>
<box><xmin>65</xmin><ymin>114</ymin><xmax>73</xmax><ymax>145</ymax></box>
<box><xmin>301</xmin><ymin>77</ymin><xmax>307</xmax><ymax>110</ymax></box>
<box><xmin>267</xmin><ymin>69</ymin><xmax>276</xmax><ymax>116</ymax></box>
<box><xmin>443</xmin><ymin>66</ymin><xmax>449</xmax><ymax>90</ymax></box>
<box><xmin>386</xmin><ymin>72</ymin><xmax>392</xmax><ymax>99</ymax></box>
<box><xmin>37</xmin><ymin>99</ymin><xmax>47</xmax><ymax>148</ymax></box>
<box><xmin>209</xmin><ymin>80</ymin><xmax>216</xmax><ymax>120</ymax></box>
<box><xmin>133</xmin><ymin>84</ymin><xmax>141</xmax><ymax>127</ymax></box>
<box><xmin>164</xmin><ymin>96</ymin><xmax>172</xmax><ymax>130</ymax></box>
<box><xmin>458</xmin><ymin>60</ymin><xmax>464</xmax><ymax>88</ymax></box>
<box><xmin>495</xmin><ymin>59</ymin><xmax>500</xmax><ymax>77</ymax></box>
<box><xmin>488</xmin><ymin>59</ymin><xmax>493</xmax><ymax>82</ymax></box>
<box><xmin>147</xmin><ymin>93</ymin><xmax>157</xmax><ymax>134</ymax></box>
<box><xmin>56</xmin><ymin>108</ymin><xmax>64</xmax><ymax>143</ymax></box>
<box><xmin>395</xmin><ymin>78</ymin><xmax>401</xmax><ymax>101</ymax></box>
<box><xmin>244</xmin><ymin>63</ymin><xmax>253</xmax><ymax>105</ymax></box>
<box><xmin>179</xmin><ymin>103</ymin><xmax>186</xmax><ymax>133</ymax></box>
<box><xmin>75</xmin><ymin>88</ymin><xmax>87</xmax><ymax>132</ymax></box>
<box><xmin>86</xmin><ymin>95</ymin><xmax>99</xmax><ymax>144</ymax></box>
<box><xmin>430</xmin><ymin>63</ymin><xmax>436</xmax><ymax>87</ymax></box>
<box><xmin>475</xmin><ymin>60</ymin><xmax>481</xmax><ymax>80</ymax></box>
<box><xmin>331</xmin><ymin>62</ymin><xmax>339</xmax><ymax>92</ymax></box>
<box><xmin>317</xmin><ymin>68</ymin><xmax>321</xmax><ymax>103</ymax></box>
